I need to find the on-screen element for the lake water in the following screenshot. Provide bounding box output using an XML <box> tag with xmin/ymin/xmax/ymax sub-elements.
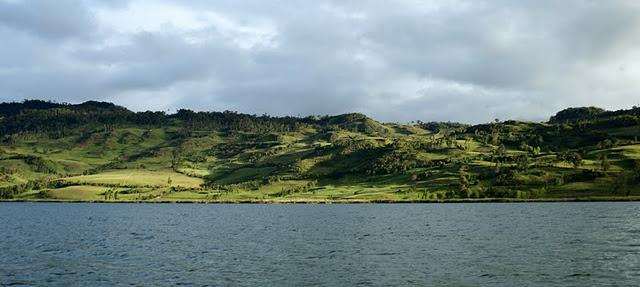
<box><xmin>1</xmin><ymin>202</ymin><xmax>639</xmax><ymax>286</ymax></box>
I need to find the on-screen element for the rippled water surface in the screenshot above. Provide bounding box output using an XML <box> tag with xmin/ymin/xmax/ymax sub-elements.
<box><xmin>1</xmin><ymin>202</ymin><xmax>639</xmax><ymax>286</ymax></box>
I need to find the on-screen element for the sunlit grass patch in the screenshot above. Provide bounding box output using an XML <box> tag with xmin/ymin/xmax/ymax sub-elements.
<box><xmin>44</xmin><ymin>185</ymin><xmax>107</xmax><ymax>200</ymax></box>
<box><xmin>62</xmin><ymin>170</ymin><xmax>203</xmax><ymax>188</ymax></box>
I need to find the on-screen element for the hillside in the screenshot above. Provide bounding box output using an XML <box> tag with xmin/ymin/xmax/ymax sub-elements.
<box><xmin>1</xmin><ymin>100</ymin><xmax>640</xmax><ymax>202</ymax></box>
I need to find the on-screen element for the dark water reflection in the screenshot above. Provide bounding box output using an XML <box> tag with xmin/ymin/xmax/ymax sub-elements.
<box><xmin>1</xmin><ymin>202</ymin><xmax>639</xmax><ymax>286</ymax></box>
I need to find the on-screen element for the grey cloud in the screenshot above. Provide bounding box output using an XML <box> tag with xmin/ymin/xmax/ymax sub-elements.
<box><xmin>0</xmin><ymin>0</ymin><xmax>96</xmax><ymax>39</ymax></box>
<box><xmin>559</xmin><ymin>2</ymin><xmax>640</xmax><ymax>62</ymax></box>
<box><xmin>91</xmin><ymin>32</ymin><xmax>222</xmax><ymax>91</ymax></box>
<box><xmin>1</xmin><ymin>0</ymin><xmax>640</xmax><ymax>123</ymax></box>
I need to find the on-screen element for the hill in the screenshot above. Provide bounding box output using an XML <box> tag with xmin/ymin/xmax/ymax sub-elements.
<box><xmin>2</xmin><ymin>100</ymin><xmax>640</xmax><ymax>202</ymax></box>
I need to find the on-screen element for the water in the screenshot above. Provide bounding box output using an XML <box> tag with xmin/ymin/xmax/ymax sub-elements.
<box><xmin>0</xmin><ymin>202</ymin><xmax>639</xmax><ymax>286</ymax></box>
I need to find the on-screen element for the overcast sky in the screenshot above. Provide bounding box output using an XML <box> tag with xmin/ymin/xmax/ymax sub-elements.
<box><xmin>1</xmin><ymin>0</ymin><xmax>640</xmax><ymax>123</ymax></box>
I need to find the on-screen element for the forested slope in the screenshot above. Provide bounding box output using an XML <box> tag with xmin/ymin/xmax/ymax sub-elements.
<box><xmin>2</xmin><ymin>100</ymin><xmax>640</xmax><ymax>202</ymax></box>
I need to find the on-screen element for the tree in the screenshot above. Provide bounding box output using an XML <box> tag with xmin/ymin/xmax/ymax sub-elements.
<box><xmin>171</xmin><ymin>150</ymin><xmax>181</xmax><ymax>171</ymax></box>
<box><xmin>515</xmin><ymin>154</ymin><xmax>530</xmax><ymax>172</ymax></box>
<box><xmin>532</xmin><ymin>146</ymin><xmax>541</xmax><ymax>156</ymax></box>
<box><xmin>599</xmin><ymin>154</ymin><xmax>610</xmax><ymax>171</ymax></box>
<box><xmin>458</xmin><ymin>166</ymin><xmax>471</xmax><ymax>198</ymax></box>
<box><xmin>633</xmin><ymin>160</ymin><xmax>640</xmax><ymax>183</ymax></box>
<box><xmin>490</xmin><ymin>130</ymin><xmax>500</xmax><ymax>146</ymax></box>
<box><xmin>493</xmin><ymin>144</ymin><xmax>507</xmax><ymax>157</ymax></box>
<box><xmin>612</xmin><ymin>173</ymin><xmax>630</xmax><ymax>196</ymax></box>
<box><xmin>549</xmin><ymin>107</ymin><xmax>605</xmax><ymax>123</ymax></box>
<box><xmin>558</xmin><ymin>152</ymin><xmax>582</xmax><ymax>168</ymax></box>
<box><xmin>569</xmin><ymin>153</ymin><xmax>583</xmax><ymax>168</ymax></box>
<box><xmin>104</xmin><ymin>189</ymin><xmax>116</xmax><ymax>200</ymax></box>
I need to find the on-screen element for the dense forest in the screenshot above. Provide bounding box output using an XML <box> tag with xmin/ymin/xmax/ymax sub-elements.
<box><xmin>1</xmin><ymin>100</ymin><xmax>640</xmax><ymax>202</ymax></box>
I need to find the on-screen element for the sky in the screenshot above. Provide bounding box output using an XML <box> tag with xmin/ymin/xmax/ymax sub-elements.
<box><xmin>1</xmin><ymin>0</ymin><xmax>640</xmax><ymax>123</ymax></box>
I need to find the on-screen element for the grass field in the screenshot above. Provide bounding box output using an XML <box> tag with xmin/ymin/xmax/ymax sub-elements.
<box><xmin>61</xmin><ymin>170</ymin><xmax>203</xmax><ymax>188</ymax></box>
<box><xmin>44</xmin><ymin>186</ymin><xmax>109</xmax><ymax>201</ymax></box>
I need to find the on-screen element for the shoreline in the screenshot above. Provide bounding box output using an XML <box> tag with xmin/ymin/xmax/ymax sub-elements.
<box><xmin>2</xmin><ymin>196</ymin><xmax>640</xmax><ymax>204</ymax></box>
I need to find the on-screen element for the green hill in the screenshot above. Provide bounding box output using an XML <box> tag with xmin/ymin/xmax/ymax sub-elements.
<box><xmin>2</xmin><ymin>100</ymin><xmax>640</xmax><ymax>202</ymax></box>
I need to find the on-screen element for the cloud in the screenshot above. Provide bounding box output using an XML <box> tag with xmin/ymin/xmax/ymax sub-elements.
<box><xmin>1</xmin><ymin>0</ymin><xmax>640</xmax><ymax>123</ymax></box>
<box><xmin>0</xmin><ymin>0</ymin><xmax>96</xmax><ymax>39</ymax></box>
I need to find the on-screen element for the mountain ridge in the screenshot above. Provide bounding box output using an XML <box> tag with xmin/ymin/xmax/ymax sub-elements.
<box><xmin>1</xmin><ymin>99</ymin><xmax>640</xmax><ymax>202</ymax></box>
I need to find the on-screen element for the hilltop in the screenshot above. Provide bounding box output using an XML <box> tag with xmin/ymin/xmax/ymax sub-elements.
<box><xmin>1</xmin><ymin>100</ymin><xmax>640</xmax><ymax>202</ymax></box>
